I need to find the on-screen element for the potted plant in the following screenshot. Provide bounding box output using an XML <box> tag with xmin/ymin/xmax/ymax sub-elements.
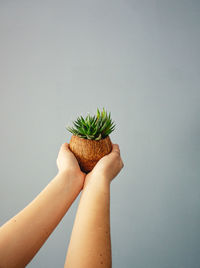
<box><xmin>66</xmin><ymin>108</ymin><xmax>116</xmax><ymax>173</ymax></box>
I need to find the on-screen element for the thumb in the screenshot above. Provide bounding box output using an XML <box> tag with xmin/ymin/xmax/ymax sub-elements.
<box><xmin>111</xmin><ymin>144</ymin><xmax>120</xmax><ymax>155</ymax></box>
<box><xmin>60</xmin><ymin>142</ymin><xmax>71</xmax><ymax>152</ymax></box>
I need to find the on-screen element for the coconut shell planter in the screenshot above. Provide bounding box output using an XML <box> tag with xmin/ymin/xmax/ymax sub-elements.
<box><xmin>66</xmin><ymin>108</ymin><xmax>115</xmax><ymax>173</ymax></box>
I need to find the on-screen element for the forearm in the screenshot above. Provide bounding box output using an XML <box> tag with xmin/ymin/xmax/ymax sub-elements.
<box><xmin>65</xmin><ymin>175</ymin><xmax>112</xmax><ymax>268</ymax></box>
<box><xmin>0</xmin><ymin>170</ymin><xmax>81</xmax><ymax>268</ymax></box>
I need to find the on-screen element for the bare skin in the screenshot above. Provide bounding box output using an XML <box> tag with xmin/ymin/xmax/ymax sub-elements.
<box><xmin>0</xmin><ymin>142</ymin><xmax>124</xmax><ymax>268</ymax></box>
<box><xmin>0</xmin><ymin>143</ymin><xmax>86</xmax><ymax>268</ymax></box>
<box><xmin>64</xmin><ymin>144</ymin><xmax>124</xmax><ymax>268</ymax></box>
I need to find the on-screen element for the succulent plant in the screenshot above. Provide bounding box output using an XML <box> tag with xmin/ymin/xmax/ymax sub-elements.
<box><xmin>66</xmin><ymin>108</ymin><xmax>115</xmax><ymax>140</ymax></box>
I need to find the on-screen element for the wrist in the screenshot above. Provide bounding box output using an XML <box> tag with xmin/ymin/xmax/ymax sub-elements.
<box><xmin>84</xmin><ymin>172</ymin><xmax>111</xmax><ymax>189</ymax></box>
<box><xmin>57</xmin><ymin>169</ymin><xmax>84</xmax><ymax>190</ymax></box>
<box><xmin>57</xmin><ymin>169</ymin><xmax>70</xmax><ymax>177</ymax></box>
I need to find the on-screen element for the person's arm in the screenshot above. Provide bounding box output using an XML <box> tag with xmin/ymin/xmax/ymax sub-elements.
<box><xmin>64</xmin><ymin>144</ymin><xmax>124</xmax><ymax>268</ymax></box>
<box><xmin>0</xmin><ymin>143</ymin><xmax>86</xmax><ymax>268</ymax></box>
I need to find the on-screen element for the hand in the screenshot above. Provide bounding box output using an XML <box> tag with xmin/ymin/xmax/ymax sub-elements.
<box><xmin>56</xmin><ymin>143</ymin><xmax>86</xmax><ymax>186</ymax></box>
<box><xmin>86</xmin><ymin>143</ymin><xmax>124</xmax><ymax>184</ymax></box>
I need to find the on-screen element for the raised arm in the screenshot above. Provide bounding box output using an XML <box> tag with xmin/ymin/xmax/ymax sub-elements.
<box><xmin>0</xmin><ymin>143</ymin><xmax>85</xmax><ymax>268</ymax></box>
<box><xmin>64</xmin><ymin>144</ymin><xmax>124</xmax><ymax>268</ymax></box>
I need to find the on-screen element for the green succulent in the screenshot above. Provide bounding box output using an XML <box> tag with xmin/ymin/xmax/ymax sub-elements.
<box><xmin>66</xmin><ymin>108</ymin><xmax>116</xmax><ymax>140</ymax></box>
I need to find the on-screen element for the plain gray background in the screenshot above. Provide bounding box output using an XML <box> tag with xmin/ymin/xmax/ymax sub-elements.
<box><xmin>0</xmin><ymin>0</ymin><xmax>200</xmax><ymax>267</ymax></box>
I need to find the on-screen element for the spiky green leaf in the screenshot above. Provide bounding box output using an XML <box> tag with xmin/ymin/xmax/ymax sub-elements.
<box><xmin>66</xmin><ymin>108</ymin><xmax>115</xmax><ymax>140</ymax></box>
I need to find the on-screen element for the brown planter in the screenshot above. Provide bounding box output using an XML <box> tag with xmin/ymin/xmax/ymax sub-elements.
<box><xmin>69</xmin><ymin>135</ymin><xmax>112</xmax><ymax>173</ymax></box>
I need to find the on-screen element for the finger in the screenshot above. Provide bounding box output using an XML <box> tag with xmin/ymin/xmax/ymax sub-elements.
<box><xmin>112</xmin><ymin>144</ymin><xmax>121</xmax><ymax>155</ymax></box>
<box><xmin>62</xmin><ymin>142</ymin><xmax>68</xmax><ymax>148</ymax></box>
<box><xmin>121</xmin><ymin>159</ymin><xmax>124</xmax><ymax>168</ymax></box>
<box><xmin>60</xmin><ymin>142</ymin><xmax>70</xmax><ymax>152</ymax></box>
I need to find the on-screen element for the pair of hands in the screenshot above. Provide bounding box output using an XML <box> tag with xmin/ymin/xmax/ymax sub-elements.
<box><xmin>56</xmin><ymin>142</ymin><xmax>124</xmax><ymax>188</ymax></box>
